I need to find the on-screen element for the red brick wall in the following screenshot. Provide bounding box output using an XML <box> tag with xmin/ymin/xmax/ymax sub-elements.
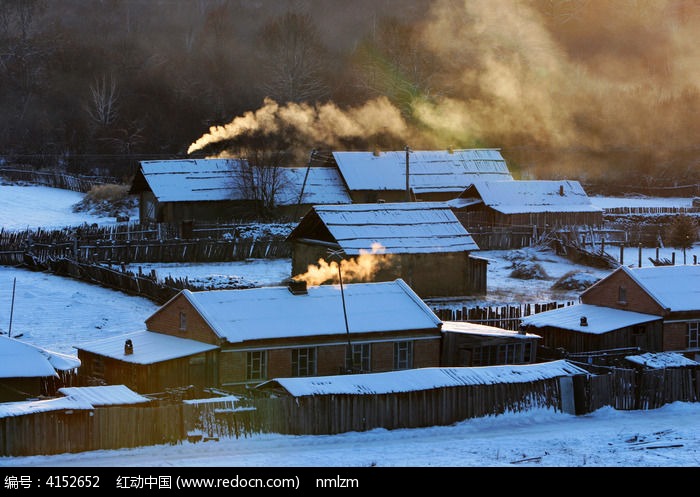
<box><xmin>145</xmin><ymin>293</ymin><xmax>219</xmax><ymax>345</ymax></box>
<box><xmin>267</xmin><ymin>349</ymin><xmax>291</xmax><ymax>379</ymax></box>
<box><xmin>582</xmin><ymin>270</ymin><xmax>666</xmax><ymax>315</ymax></box>
<box><xmin>372</xmin><ymin>342</ymin><xmax>394</xmax><ymax>371</ymax></box>
<box><xmin>664</xmin><ymin>322</ymin><xmax>689</xmax><ymax>351</ymax></box>
<box><xmin>219</xmin><ymin>351</ymin><xmax>246</xmax><ymax>385</ymax></box>
<box><xmin>414</xmin><ymin>339</ymin><xmax>441</xmax><ymax>368</ymax></box>
<box><xmin>317</xmin><ymin>345</ymin><xmax>346</xmax><ymax>375</ymax></box>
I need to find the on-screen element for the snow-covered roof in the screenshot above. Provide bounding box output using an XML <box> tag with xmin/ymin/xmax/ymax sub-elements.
<box><xmin>624</xmin><ymin>352</ymin><xmax>700</xmax><ymax>369</ymax></box>
<box><xmin>331</xmin><ymin>149</ymin><xmax>513</xmax><ymax>193</ymax></box>
<box><xmin>256</xmin><ymin>360</ymin><xmax>587</xmax><ymax>396</ymax></box>
<box><xmin>452</xmin><ymin>180</ymin><xmax>602</xmax><ymax>214</ymax></box>
<box><xmin>183</xmin><ymin>395</ymin><xmax>240</xmax><ymax>405</ymax></box>
<box><xmin>180</xmin><ymin>279</ymin><xmax>442</xmax><ymax>344</ymax></box>
<box><xmin>0</xmin><ymin>396</ymin><xmax>94</xmax><ymax>419</ymax></box>
<box><xmin>442</xmin><ymin>321</ymin><xmax>541</xmax><ymax>339</ymax></box>
<box><xmin>520</xmin><ymin>304</ymin><xmax>661</xmax><ymax>334</ymax></box>
<box><xmin>74</xmin><ymin>330</ymin><xmax>219</xmax><ymax>365</ymax></box>
<box><xmin>135</xmin><ymin>159</ymin><xmax>350</xmax><ymax>205</ymax></box>
<box><xmin>0</xmin><ymin>335</ymin><xmax>80</xmax><ymax>379</ymax></box>
<box><xmin>58</xmin><ymin>385</ymin><xmax>151</xmax><ymax>406</ymax></box>
<box><xmin>289</xmin><ymin>202</ymin><xmax>479</xmax><ymax>255</ymax></box>
<box><xmin>618</xmin><ymin>265</ymin><xmax>700</xmax><ymax>312</ymax></box>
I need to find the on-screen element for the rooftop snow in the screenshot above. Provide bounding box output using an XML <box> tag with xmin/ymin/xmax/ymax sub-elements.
<box><xmin>520</xmin><ymin>304</ymin><xmax>661</xmax><ymax>334</ymax></box>
<box><xmin>182</xmin><ymin>279</ymin><xmax>442</xmax><ymax>343</ymax></box>
<box><xmin>625</xmin><ymin>352</ymin><xmax>700</xmax><ymax>369</ymax></box>
<box><xmin>331</xmin><ymin>149</ymin><xmax>513</xmax><ymax>192</ymax></box>
<box><xmin>441</xmin><ymin>321</ymin><xmax>541</xmax><ymax>339</ymax></box>
<box><xmin>453</xmin><ymin>180</ymin><xmax>602</xmax><ymax>214</ymax></box>
<box><xmin>136</xmin><ymin>159</ymin><xmax>350</xmax><ymax>205</ymax></box>
<box><xmin>0</xmin><ymin>336</ymin><xmax>80</xmax><ymax>379</ymax></box>
<box><xmin>256</xmin><ymin>360</ymin><xmax>587</xmax><ymax>396</ymax></box>
<box><xmin>74</xmin><ymin>330</ymin><xmax>219</xmax><ymax>365</ymax></box>
<box><xmin>290</xmin><ymin>202</ymin><xmax>479</xmax><ymax>254</ymax></box>
<box><xmin>0</xmin><ymin>396</ymin><xmax>94</xmax><ymax>419</ymax></box>
<box><xmin>620</xmin><ymin>265</ymin><xmax>700</xmax><ymax>312</ymax></box>
<box><xmin>58</xmin><ymin>385</ymin><xmax>151</xmax><ymax>406</ymax></box>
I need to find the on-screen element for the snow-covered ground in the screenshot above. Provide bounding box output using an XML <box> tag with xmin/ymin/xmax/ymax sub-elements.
<box><xmin>2</xmin><ymin>184</ymin><xmax>700</xmax><ymax>468</ymax></box>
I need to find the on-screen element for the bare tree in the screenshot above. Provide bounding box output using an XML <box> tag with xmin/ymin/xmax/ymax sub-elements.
<box><xmin>258</xmin><ymin>11</ymin><xmax>330</xmax><ymax>103</ymax></box>
<box><xmin>86</xmin><ymin>74</ymin><xmax>119</xmax><ymax>127</ymax></box>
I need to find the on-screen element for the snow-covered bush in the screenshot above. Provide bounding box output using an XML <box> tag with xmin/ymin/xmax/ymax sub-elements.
<box><xmin>72</xmin><ymin>183</ymin><xmax>136</xmax><ymax>218</ymax></box>
<box><xmin>551</xmin><ymin>270</ymin><xmax>600</xmax><ymax>291</ymax></box>
<box><xmin>509</xmin><ymin>260</ymin><xmax>549</xmax><ymax>280</ymax></box>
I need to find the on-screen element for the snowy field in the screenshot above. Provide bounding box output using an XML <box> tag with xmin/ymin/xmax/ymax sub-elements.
<box><xmin>2</xmin><ymin>184</ymin><xmax>700</xmax><ymax>468</ymax></box>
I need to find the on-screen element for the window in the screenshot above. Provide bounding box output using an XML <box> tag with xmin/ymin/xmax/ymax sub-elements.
<box><xmin>617</xmin><ymin>286</ymin><xmax>627</xmax><ymax>304</ymax></box>
<box><xmin>92</xmin><ymin>357</ymin><xmax>104</xmax><ymax>379</ymax></box>
<box><xmin>688</xmin><ymin>322</ymin><xmax>700</xmax><ymax>349</ymax></box>
<box><xmin>246</xmin><ymin>351</ymin><xmax>267</xmax><ymax>381</ymax></box>
<box><xmin>393</xmin><ymin>341</ymin><xmax>413</xmax><ymax>370</ymax></box>
<box><xmin>292</xmin><ymin>348</ymin><xmax>317</xmax><ymax>377</ymax></box>
<box><xmin>346</xmin><ymin>343</ymin><xmax>371</xmax><ymax>372</ymax></box>
<box><xmin>179</xmin><ymin>311</ymin><xmax>187</xmax><ymax>332</ymax></box>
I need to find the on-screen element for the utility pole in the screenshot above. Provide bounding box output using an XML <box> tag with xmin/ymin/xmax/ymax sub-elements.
<box><xmin>405</xmin><ymin>145</ymin><xmax>411</xmax><ymax>202</ymax></box>
<box><xmin>8</xmin><ymin>278</ymin><xmax>16</xmax><ymax>338</ymax></box>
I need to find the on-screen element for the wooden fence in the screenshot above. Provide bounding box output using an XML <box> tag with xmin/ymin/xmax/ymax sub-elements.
<box><xmin>0</xmin><ymin>168</ymin><xmax>118</xmax><ymax>193</ymax></box>
<box><xmin>0</xmin><ymin>404</ymin><xmax>183</xmax><ymax>457</ymax></box>
<box><xmin>428</xmin><ymin>300</ymin><xmax>576</xmax><ymax>331</ymax></box>
<box><xmin>575</xmin><ymin>367</ymin><xmax>699</xmax><ymax>414</ymax></box>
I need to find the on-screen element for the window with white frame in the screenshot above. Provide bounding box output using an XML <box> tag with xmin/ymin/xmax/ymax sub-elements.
<box><xmin>393</xmin><ymin>341</ymin><xmax>413</xmax><ymax>370</ymax></box>
<box><xmin>246</xmin><ymin>351</ymin><xmax>267</xmax><ymax>381</ymax></box>
<box><xmin>688</xmin><ymin>322</ymin><xmax>700</xmax><ymax>349</ymax></box>
<box><xmin>346</xmin><ymin>343</ymin><xmax>371</xmax><ymax>372</ymax></box>
<box><xmin>292</xmin><ymin>348</ymin><xmax>317</xmax><ymax>377</ymax></box>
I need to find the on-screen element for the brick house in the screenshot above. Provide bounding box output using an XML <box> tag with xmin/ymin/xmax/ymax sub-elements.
<box><xmin>77</xmin><ymin>279</ymin><xmax>443</xmax><ymax>394</ymax></box>
<box><xmin>580</xmin><ymin>265</ymin><xmax>700</xmax><ymax>360</ymax></box>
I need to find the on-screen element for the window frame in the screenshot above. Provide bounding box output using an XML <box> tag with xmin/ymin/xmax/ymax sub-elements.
<box><xmin>246</xmin><ymin>351</ymin><xmax>267</xmax><ymax>381</ymax></box>
<box><xmin>292</xmin><ymin>347</ymin><xmax>317</xmax><ymax>377</ymax></box>
<box><xmin>393</xmin><ymin>341</ymin><xmax>414</xmax><ymax>370</ymax></box>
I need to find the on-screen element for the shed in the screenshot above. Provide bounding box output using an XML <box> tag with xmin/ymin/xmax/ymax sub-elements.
<box><xmin>0</xmin><ymin>336</ymin><xmax>81</xmax><ymax>402</ymax></box>
<box><xmin>129</xmin><ymin>158</ymin><xmax>351</xmax><ymax>224</ymax></box>
<box><xmin>252</xmin><ymin>360</ymin><xmax>588</xmax><ymax>434</ymax></box>
<box><xmin>448</xmin><ymin>180</ymin><xmax>603</xmax><ymax>248</ymax></box>
<box><xmin>328</xmin><ymin>148</ymin><xmax>513</xmax><ymax>203</ymax></box>
<box><xmin>440</xmin><ymin>321</ymin><xmax>541</xmax><ymax>367</ymax></box>
<box><xmin>74</xmin><ymin>330</ymin><xmax>219</xmax><ymax>396</ymax></box>
<box><xmin>623</xmin><ymin>352</ymin><xmax>700</xmax><ymax>370</ymax></box>
<box><xmin>519</xmin><ymin>303</ymin><xmax>663</xmax><ymax>359</ymax></box>
<box><xmin>286</xmin><ymin>202</ymin><xmax>486</xmax><ymax>298</ymax></box>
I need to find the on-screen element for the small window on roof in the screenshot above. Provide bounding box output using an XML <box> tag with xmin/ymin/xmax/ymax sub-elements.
<box><xmin>179</xmin><ymin>311</ymin><xmax>187</xmax><ymax>332</ymax></box>
<box><xmin>618</xmin><ymin>286</ymin><xmax>627</xmax><ymax>304</ymax></box>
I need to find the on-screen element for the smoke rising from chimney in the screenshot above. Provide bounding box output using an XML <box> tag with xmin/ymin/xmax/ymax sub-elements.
<box><xmin>188</xmin><ymin>97</ymin><xmax>409</xmax><ymax>155</ymax></box>
<box><xmin>293</xmin><ymin>243</ymin><xmax>392</xmax><ymax>287</ymax></box>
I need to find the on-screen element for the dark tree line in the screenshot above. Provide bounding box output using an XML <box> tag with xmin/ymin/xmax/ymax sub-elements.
<box><xmin>2</xmin><ymin>0</ymin><xmax>700</xmax><ymax>192</ymax></box>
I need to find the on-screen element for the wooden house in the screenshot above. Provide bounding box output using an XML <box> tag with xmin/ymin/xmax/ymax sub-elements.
<box><xmin>0</xmin><ymin>336</ymin><xmax>81</xmax><ymax>402</ymax></box>
<box><xmin>128</xmin><ymin>158</ymin><xmax>351</xmax><ymax>224</ymax></box>
<box><xmin>74</xmin><ymin>330</ymin><xmax>219</xmax><ymax>396</ymax></box>
<box><xmin>286</xmin><ymin>202</ymin><xmax>487</xmax><ymax>298</ymax></box>
<box><xmin>448</xmin><ymin>180</ymin><xmax>603</xmax><ymax>249</ymax></box>
<box><xmin>252</xmin><ymin>360</ymin><xmax>588</xmax><ymax>434</ymax></box>
<box><xmin>580</xmin><ymin>265</ymin><xmax>700</xmax><ymax>360</ymax></box>
<box><xmin>519</xmin><ymin>303</ymin><xmax>663</xmax><ymax>360</ymax></box>
<box><xmin>327</xmin><ymin>148</ymin><xmax>513</xmax><ymax>203</ymax></box>
<box><xmin>77</xmin><ymin>279</ymin><xmax>443</xmax><ymax>393</ymax></box>
<box><xmin>440</xmin><ymin>321</ymin><xmax>541</xmax><ymax>367</ymax></box>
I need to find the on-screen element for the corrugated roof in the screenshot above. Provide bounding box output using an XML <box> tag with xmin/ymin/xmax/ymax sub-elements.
<box><xmin>0</xmin><ymin>336</ymin><xmax>80</xmax><ymax>379</ymax></box>
<box><xmin>74</xmin><ymin>330</ymin><xmax>219</xmax><ymax>365</ymax></box>
<box><xmin>520</xmin><ymin>304</ymin><xmax>661</xmax><ymax>335</ymax></box>
<box><xmin>332</xmin><ymin>149</ymin><xmax>513</xmax><ymax>192</ymax></box>
<box><xmin>625</xmin><ymin>352</ymin><xmax>700</xmax><ymax>369</ymax></box>
<box><xmin>137</xmin><ymin>159</ymin><xmax>350</xmax><ymax>205</ymax></box>
<box><xmin>256</xmin><ymin>360</ymin><xmax>588</xmax><ymax>396</ymax></box>
<box><xmin>58</xmin><ymin>385</ymin><xmax>151</xmax><ymax>406</ymax></box>
<box><xmin>293</xmin><ymin>202</ymin><xmax>479</xmax><ymax>255</ymax></box>
<box><xmin>182</xmin><ymin>279</ymin><xmax>442</xmax><ymax>343</ymax></box>
<box><xmin>455</xmin><ymin>180</ymin><xmax>601</xmax><ymax>214</ymax></box>
<box><xmin>619</xmin><ymin>265</ymin><xmax>700</xmax><ymax>312</ymax></box>
<box><xmin>441</xmin><ymin>321</ymin><xmax>541</xmax><ymax>339</ymax></box>
<box><xmin>0</xmin><ymin>396</ymin><xmax>93</xmax><ymax>419</ymax></box>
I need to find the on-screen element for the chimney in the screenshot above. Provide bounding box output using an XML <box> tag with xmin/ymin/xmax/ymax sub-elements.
<box><xmin>288</xmin><ymin>280</ymin><xmax>308</xmax><ymax>295</ymax></box>
<box><xmin>373</xmin><ymin>146</ymin><xmax>381</xmax><ymax>157</ymax></box>
<box><xmin>580</xmin><ymin>316</ymin><xmax>588</xmax><ymax>327</ymax></box>
<box><xmin>124</xmin><ymin>339</ymin><xmax>134</xmax><ymax>355</ymax></box>
<box><xmin>559</xmin><ymin>184</ymin><xmax>565</xmax><ymax>196</ymax></box>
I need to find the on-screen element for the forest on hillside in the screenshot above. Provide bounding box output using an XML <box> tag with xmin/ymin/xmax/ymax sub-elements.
<box><xmin>2</xmin><ymin>0</ymin><xmax>700</xmax><ymax>192</ymax></box>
